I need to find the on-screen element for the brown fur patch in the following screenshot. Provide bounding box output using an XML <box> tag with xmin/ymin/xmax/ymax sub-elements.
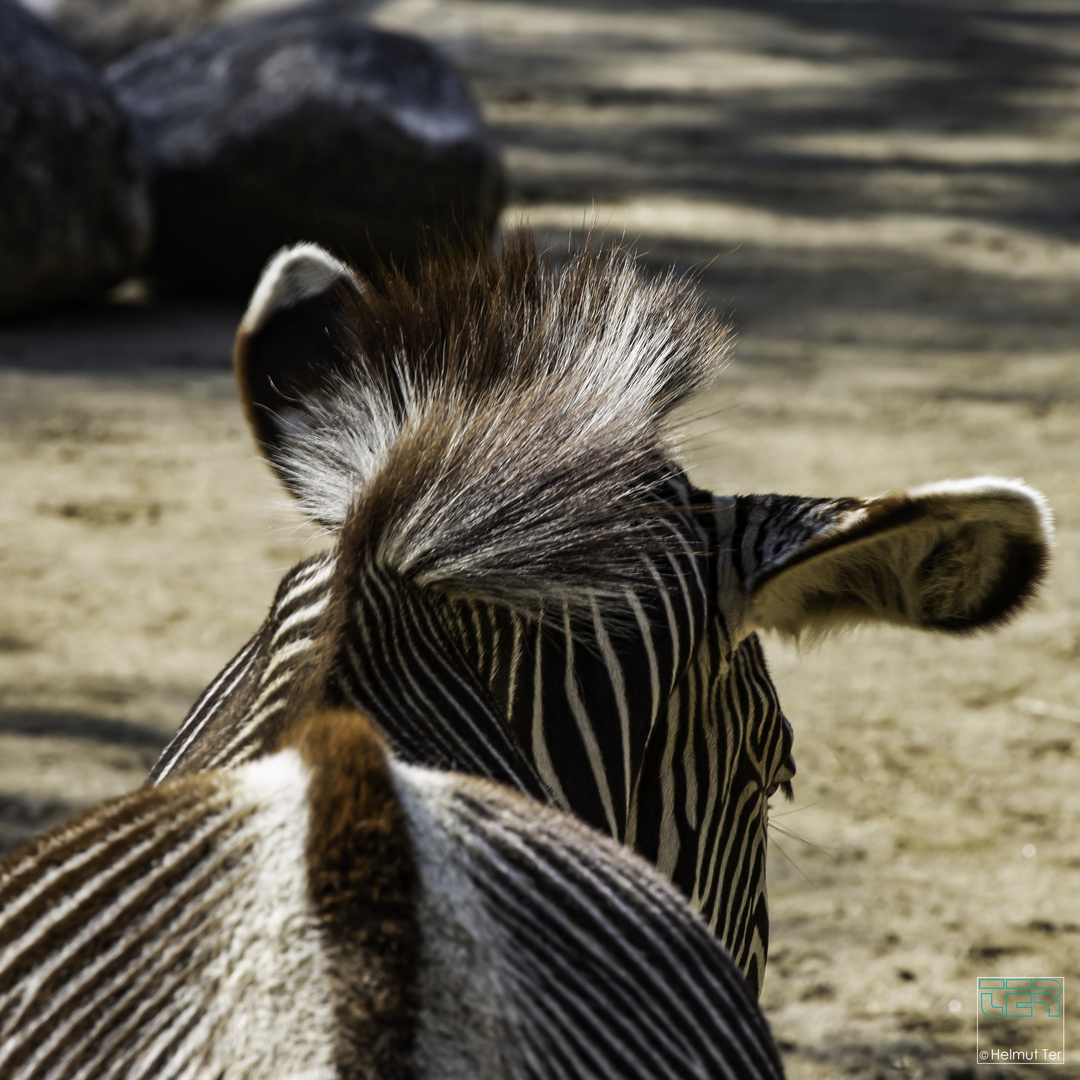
<box><xmin>286</xmin><ymin>709</ymin><xmax>421</xmax><ymax>1080</ymax></box>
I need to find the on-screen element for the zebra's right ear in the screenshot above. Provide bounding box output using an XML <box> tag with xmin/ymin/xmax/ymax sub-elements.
<box><xmin>737</xmin><ymin>477</ymin><xmax>1052</xmax><ymax>639</ymax></box>
<box><xmin>234</xmin><ymin>243</ymin><xmax>366</xmax><ymax>498</ymax></box>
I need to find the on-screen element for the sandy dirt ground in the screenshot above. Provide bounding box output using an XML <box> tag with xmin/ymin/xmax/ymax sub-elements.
<box><xmin>2</xmin><ymin>1</ymin><xmax>1079</xmax><ymax>1076</ymax></box>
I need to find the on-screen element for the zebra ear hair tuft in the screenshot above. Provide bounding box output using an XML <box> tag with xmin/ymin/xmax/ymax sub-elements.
<box><xmin>743</xmin><ymin>476</ymin><xmax>1053</xmax><ymax>639</ymax></box>
<box><xmin>234</xmin><ymin>243</ymin><xmax>368</xmax><ymax>504</ymax></box>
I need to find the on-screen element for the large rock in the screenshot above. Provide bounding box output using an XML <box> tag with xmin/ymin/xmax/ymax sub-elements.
<box><xmin>22</xmin><ymin>0</ymin><xmax>333</xmax><ymax>69</ymax></box>
<box><xmin>0</xmin><ymin>0</ymin><xmax>150</xmax><ymax>319</ymax></box>
<box><xmin>105</xmin><ymin>11</ymin><xmax>506</xmax><ymax>295</ymax></box>
<box><xmin>39</xmin><ymin>0</ymin><xmax>235</xmax><ymax>68</ymax></box>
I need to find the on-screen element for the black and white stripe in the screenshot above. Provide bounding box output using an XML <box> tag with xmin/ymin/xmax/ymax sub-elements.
<box><xmin>2</xmin><ymin>709</ymin><xmax>786</xmax><ymax>1079</ymax></box>
<box><xmin>398</xmin><ymin>760</ymin><xmax>785</xmax><ymax>1080</ymax></box>
<box><xmin>0</xmin><ymin>760</ymin><xmax>332</xmax><ymax>1080</ymax></box>
<box><xmin>150</xmin><ymin>552</ymin><xmax>337</xmax><ymax>782</ymax></box>
<box><xmin>151</xmin><ymin>471</ymin><xmax>794</xmax><ymax>993</ymax></box>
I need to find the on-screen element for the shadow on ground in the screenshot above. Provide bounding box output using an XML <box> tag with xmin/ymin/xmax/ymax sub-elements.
<box><xmin>475</xmin><ymin>0</ymin><xmax>1080</xmax><ymax>230</ymax></box>
<box><xmin>0</xmin><ymin>709</ymin><xmax>170</xmax><ymax>855</ymax></box>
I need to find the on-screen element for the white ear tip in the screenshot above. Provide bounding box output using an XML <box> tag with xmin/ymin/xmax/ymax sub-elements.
<box><xmin>240</xmin><ymin>243</ymin><xmax>354</xmax><ymax>337</ymax></box>
<box><xmin>904</xmin><ymin>475</ymin><xmax>1055</xmax><ymax>543</ymax></box>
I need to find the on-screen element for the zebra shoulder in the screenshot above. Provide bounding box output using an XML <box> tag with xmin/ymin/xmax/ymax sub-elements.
<box><xmin>0</xmin><ymin>710</ymin><xmax>415</xmax><ymax>1080</ymax></box>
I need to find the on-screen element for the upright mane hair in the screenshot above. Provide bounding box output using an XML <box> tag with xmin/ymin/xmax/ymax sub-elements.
<box><xmin>241</xmin><ymin>232</ymin><xmax>732</xmax><ymax>613</ymax></box>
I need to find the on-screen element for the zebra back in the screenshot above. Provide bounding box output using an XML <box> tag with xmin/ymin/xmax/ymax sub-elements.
<box><xmin>1</xmin><ymin>708</ymin><xmax>785</xmax><ymax>1080</ymax></box>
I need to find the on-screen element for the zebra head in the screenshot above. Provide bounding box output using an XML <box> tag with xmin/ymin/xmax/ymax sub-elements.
<box><xmin>149</xmin><ymin>233</ymin><xmax>1052</xmax><ymax>998</ymax></box>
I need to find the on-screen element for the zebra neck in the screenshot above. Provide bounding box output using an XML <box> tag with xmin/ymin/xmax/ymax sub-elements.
<box><xmin>334</xmin><ymin>561</ymin><xmax>550</xmax><ymax>803</ymax></box>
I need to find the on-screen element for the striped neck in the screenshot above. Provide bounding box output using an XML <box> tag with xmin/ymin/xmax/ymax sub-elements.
<box><xmin>332</xmin><ymin>560</ymin><xmax>550</xmax><ymax>803</ymax></box>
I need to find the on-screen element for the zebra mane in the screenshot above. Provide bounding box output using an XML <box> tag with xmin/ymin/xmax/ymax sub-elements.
<box><xmin>259</xmin><ymin>233</ymin><xmax>732</xmax><ymax>610</ymax></box>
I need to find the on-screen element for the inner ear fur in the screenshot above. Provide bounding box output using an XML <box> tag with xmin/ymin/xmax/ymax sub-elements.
<box><xmin>747</xmin><ymin>477</ymin><xmax>1052</xmax><ymax>638</ymax></box>
<box><xmin>234</xmin><ymin>243</ymin><xmax>367</xmax><ymax>494</ymax></box>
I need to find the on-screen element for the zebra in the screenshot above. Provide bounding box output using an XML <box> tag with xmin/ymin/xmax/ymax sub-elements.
<box><xmin>147</xmin><ymin>232</ymin><xmax>1053</xmax><ymax>996</ymax></box>
<box><xmin>0</xmin><ymin>705</ymin><xmax>786</xmax><ymax>1080</ymax></box>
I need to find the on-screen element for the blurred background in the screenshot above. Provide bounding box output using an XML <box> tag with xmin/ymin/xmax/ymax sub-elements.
<box><xmin>1</xmin><ymin>1</ymin><xmax>1078</xmax><ymax>1076</ymax></box>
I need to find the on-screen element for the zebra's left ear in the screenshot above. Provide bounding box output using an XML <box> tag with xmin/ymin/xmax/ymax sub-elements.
<box><xmin>741</xmin><ymin>477</ymin><xmax>1053</xmax><ymax>638</ymax></box>
<box><xmin>234</xmin><ymin>243</ymin><xmax>367</xmax><ymax>495</ymax></box>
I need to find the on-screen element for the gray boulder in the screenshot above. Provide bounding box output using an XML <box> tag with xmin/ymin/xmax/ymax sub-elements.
<box><xmin>0</xmin><ymin>0</ymin><xmax>150</xmax><ymax>319</ymax></box>
<box><xmin>105</xmin><ymin>11</ymin><xmax>506</xmax><ymax>295</ymax></box>
<box><xmin>42</xmin><ymin>0</ymin><xmax>235</xmax><ymax>68</ymax></box>
<box><xmin>29</xmin><ymin>0</ymin><xmax>344</xmax><ymax>69</ymax></box>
